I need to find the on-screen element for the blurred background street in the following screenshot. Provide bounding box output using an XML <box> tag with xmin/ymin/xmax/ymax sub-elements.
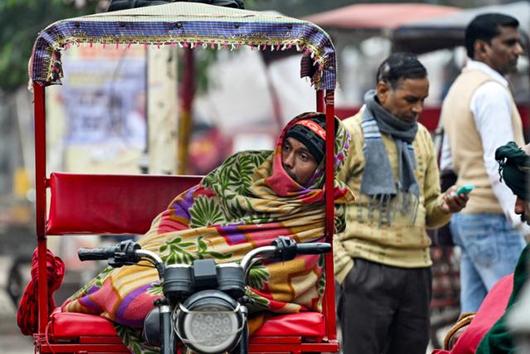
<box><xmin>0</xmin><ymin>257</ymin><xmax>33</xmax><ymax>354</ymax></box>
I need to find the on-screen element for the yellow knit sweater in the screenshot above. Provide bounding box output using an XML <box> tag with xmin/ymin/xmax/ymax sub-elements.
<box><xmin>334</xmin><ymin>112</ymin><xmax>451</xmax><ymax>284</ymax></box>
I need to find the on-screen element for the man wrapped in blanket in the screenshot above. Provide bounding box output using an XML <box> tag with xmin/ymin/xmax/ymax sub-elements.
<box><xmin>62</xmin><ymin>112</ymin><xmax>354</xmax><ymax>352</ymax></box>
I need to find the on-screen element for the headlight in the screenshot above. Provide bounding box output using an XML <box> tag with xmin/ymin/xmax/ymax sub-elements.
<box><xmin>175</xmin><ymin>290</ymin><xmax>244</xmax><ymax>354</ymax></box>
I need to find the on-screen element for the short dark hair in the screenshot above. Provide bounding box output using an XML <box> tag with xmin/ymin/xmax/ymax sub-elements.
<box><xmin>465</xmin><ymin>13</ymin><xmax>519</xmax><ymax>58</ymax></box>
<box><xmin>376</xmin><ymin>52</ymin><xmax>427</xmax><ymax>89</ymax></box>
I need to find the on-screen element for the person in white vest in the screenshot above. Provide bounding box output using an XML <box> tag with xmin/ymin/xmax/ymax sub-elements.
<box><xmin>440</xmin><ymin>13</ymin><xmax>527</xmax><ymax>314</ymax></box>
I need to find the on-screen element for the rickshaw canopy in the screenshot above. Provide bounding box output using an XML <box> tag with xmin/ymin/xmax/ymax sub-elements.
<box><xmin>29</xmin><ymin>2</ymin><xmax>336</xmax><ymax>90</ymax></box>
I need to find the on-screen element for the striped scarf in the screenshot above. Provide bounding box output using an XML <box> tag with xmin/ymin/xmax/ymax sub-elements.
<box><xmin>360</xmin><ymin>90</ymin><xmax>419</xmax><ymax>225</ymax></box>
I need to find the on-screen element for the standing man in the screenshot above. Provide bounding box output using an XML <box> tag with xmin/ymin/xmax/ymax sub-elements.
<box><xmin>440</xmin><ymin>13</ymin><xmax>527</xmax><ymax>314</ymax></box>
<box><xmin>334</xmin><ymin>52</ymin><xmax>468</xmax><ymax>354</ymax></box>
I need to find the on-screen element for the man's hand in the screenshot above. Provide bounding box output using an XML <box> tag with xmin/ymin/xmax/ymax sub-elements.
<box><xmin>441</xmin><ymin>185</ymin><xmax>469</xmax><ymax>213</ymax></box>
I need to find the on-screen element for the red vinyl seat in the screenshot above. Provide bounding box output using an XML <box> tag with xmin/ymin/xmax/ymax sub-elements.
<box><xmin>47</xmin><ymin>173</ymin><xmax>202</xmax><ymax>235</ymax></box>
<box><xmin>48</xmin><ymin>310</ymin><xmax>325</xmax><ymax>339</ymax></box>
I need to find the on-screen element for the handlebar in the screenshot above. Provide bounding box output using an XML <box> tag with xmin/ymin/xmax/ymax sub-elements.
<box><xmin>294</xmin><ymin>243</ymin><xmax>331</xmax><ymax>255</ymax></box>
<box><xmin>78</xmin><ymin>240</ymin><xmax>141</xmax><ymax>264</ymax></box>
<box><xmin>240</xmin><ymin>237</ymin><xmax>330</xmax><ymax>272</ymax></box>
<box><xmin>78</xmin><ymin>241</ymin><xmax>166</xmax><ymax>279</ymax></box>
<box><xmin>78</xmin><ymin>247</ymin><xmax>116</xmax><ymax>261</ymax></box>
<box><xmin>79</xmin><ymin>237</ymin><xmax>330</xmax><ymax>281</ymax></box>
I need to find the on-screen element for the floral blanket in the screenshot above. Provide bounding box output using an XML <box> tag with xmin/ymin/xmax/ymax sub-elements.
<box><xmin>62</xmin><ymin>113</ymin><xmax>353</xmax><ymax>352</ymax></box>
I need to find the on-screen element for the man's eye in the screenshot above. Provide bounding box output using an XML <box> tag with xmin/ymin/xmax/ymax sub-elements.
<box><xmin>299</xmin><ymin>153</ymin><xmax>309</xmax><ymax>162</ymax></box>
<box><xmin>405</xmin><ymin>97</ymin><xmax>417</xmax><ymax>104</ymax></box>
<box><xmin>504</xmin><ymin>39</ymin><xmax>519</xmax><ymax>46</ymax></box>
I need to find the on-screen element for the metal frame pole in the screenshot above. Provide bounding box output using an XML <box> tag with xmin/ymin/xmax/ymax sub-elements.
<box><xmin>34</xmin><ymin>82</ymin><xmax>48</xmax><ymax>333</ymax></box>
<box><xmin>322</xmin><ymin>89</ymin><xmax>337</xmax><ymax>342</ymax></box>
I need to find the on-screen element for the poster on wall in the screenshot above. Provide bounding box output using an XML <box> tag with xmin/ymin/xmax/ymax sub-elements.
<box><xmin>62</xmin><ymin>45</ymin><xmax>147</xmax><ymax>150</ymax></box>
<box><xmin>47</xmin><ymin>44</ymin><xmax>178</xmax><ymax>175</ymax></box>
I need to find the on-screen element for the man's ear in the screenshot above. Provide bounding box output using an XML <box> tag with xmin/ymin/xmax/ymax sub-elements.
<box><xmin>376</xmin><ymin>80</ymin><xmax>390</xmax><ymax>104</ymax></box>
<box><xmin>474</xmin><ymin>40</ymin><xmax>489</xmax><ymax>60</ymax></box>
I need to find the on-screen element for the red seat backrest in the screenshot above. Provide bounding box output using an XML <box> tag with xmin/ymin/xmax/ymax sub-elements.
<box><xmin>46</xmin><ymin>173</ymin><xmax>202</xmax><ymax>235</ymax></box>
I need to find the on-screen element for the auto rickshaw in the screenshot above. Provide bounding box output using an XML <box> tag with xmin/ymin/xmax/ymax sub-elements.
<box><xmin>27</xmin><ymin>2</ymin><xmax>340</xmax><ymax>353</ymax></box>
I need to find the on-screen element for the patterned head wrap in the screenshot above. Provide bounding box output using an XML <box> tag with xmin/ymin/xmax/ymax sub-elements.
<box><xmin>285</xmin><ymin>115</ymin><xmax>327</xmax><ymax>164</ymax></box>
<box><xmin>266</xmin><ymin>112</ymin><xmax>352</xmax><ymax>200</ymax></box>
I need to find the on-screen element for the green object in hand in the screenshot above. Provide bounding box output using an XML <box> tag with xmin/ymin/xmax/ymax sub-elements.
<box><xmin>456</xmin><ymin>184</ymin><xmax>475</xmax><ymax>195</ymax></box>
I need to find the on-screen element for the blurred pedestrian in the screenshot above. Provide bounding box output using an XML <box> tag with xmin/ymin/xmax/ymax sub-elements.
<box><xmin>440</xmin><ymin>13</ymin><xmax>528</xmax><ymax>314</ymax></box>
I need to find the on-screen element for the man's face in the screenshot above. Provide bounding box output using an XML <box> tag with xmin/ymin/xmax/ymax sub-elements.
<box><xmin>514</xmin><ymin>196</ymin><xmax>530</xmax><ymax>225</ymax></box>
<box><xmin>282</xmin><ymin>137</ymin><xmax>318</xmax><ymax>187</ymax></box>
<box><xmin>476</xmin><ymin>26</ymin><xmax>524</xmax><ymax>75</ymax></box>
<box><xmin>376</xmin><ymin>77</ymin><xmax>429</xmax><ymax>123</ymax></box>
